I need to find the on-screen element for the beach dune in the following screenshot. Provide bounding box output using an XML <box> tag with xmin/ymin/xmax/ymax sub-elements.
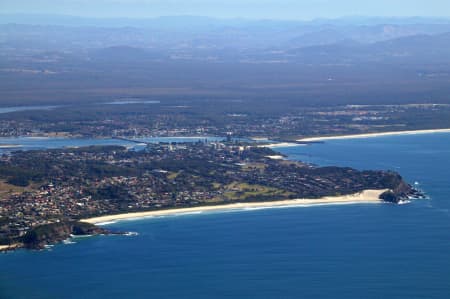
<box><xmin>81</xmin><ymin>189</ymin><xmax>387</xmax><ymax>224</ymax></box>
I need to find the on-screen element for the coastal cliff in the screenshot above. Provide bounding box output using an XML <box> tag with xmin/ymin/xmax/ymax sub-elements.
<box><xmin>19</xmin><ymin>221</ymin><xmax>111</xmax><ymax>250</ymax></box>
<box><xmin>379</xmin><ymin>173</ymin><xmax>421</xmax><ymax>203</ymax></box>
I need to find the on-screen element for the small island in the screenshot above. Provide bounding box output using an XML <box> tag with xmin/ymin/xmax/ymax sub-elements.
<box><xmin>0</xmin><ymin>141</ymin><xmax>421</xmax><ymax>251</ymax></box>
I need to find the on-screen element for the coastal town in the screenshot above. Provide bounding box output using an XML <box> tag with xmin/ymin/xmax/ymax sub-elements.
<box><xmin>0</xmin><ymin>140</ymin><xmax>415</xmax><ymax>250</ymax></box>
<box><xmin>1</xmin><ymin>102</ymin><xmax>450</xmax><ymax>141</ymax></box>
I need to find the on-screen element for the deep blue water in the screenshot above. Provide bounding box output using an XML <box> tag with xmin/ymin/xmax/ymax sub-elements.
<box><xmin>1</xmin><ymin>133</ymin><xmax>449</xmax><ymax>299</ymax></box>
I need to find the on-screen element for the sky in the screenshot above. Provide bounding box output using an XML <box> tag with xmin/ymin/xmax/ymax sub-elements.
<box><xmin>1</xmin><ymin>0</ymin><xmax>450</xmax><ymax>20</ymax></box>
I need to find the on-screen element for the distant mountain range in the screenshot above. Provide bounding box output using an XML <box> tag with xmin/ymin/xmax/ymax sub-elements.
<box><xmin>2</xmin><ymin>14</ymin><xmax>450</xmax><ymax>28</ymax></box>
<box><xmin>1</xmin><ymin>15</ymin><xmax>450</xmax><ymax>107</ymax></box>
<box><xmin>2</xmin><ymin>14</ymin><xmax>450</xmax><ymax>54</ymax></box>
<box><xmin>287</xmin><ymin>32</ymin><xmax>450</xmax><ymax>63</ymax></box>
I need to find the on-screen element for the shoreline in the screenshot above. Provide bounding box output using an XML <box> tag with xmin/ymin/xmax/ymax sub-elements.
<box><xmin>258</xmin><ymin>142</ymin><xmax>303</xmax><ymax>148</ymax></box>
<box><xmin>81</xmin><ymin>189</ymin><xmax>387</xmax><ymax>224</ymax></box>
<box><xmin>0</xmin><ymin>244</ymin><xmax>21</xmax><ymax>252</ymax></box>
<box><xmin>297</xmin><ymin>128</ymin><xmax>450</xmax><ymax>142</ymax></box>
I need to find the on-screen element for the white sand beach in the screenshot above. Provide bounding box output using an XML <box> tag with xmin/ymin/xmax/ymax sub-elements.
<box><xmin>0</xmin><ymin>244</ymin><xmax>20</xmax><ymax>251</ymax></box>
<box><xmin>265</xmin><ymin>155</ymin><xmax>285</xmax><ymax>160</ymax></box>
<box><xmin>258</xmin><ymin>142</ymin><xmax>303</xmax><ymax>148</ymax></box>
<box><xmin>82</xmin><ymin>189</ymin><xmax>387</xmax><ymax>224</ymax></box>
<box><xmin>0</xmin><ymin>144</ymin><xmax>22</xmax><ymax>148</ymax></box>
<box><xmin>297</xmin><ymin>128</ymin><xmax>450</xmax><ymax>142</ymax></box>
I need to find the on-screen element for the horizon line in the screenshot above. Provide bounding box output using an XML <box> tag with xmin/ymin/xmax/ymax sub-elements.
<box><xmin>1</xmin><ymin>13</ymin><xmax>450</xmax><ymax>23</ymax></box>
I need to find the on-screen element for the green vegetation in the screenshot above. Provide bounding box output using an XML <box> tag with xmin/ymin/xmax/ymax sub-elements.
<box><xmin>0</xmin><ymin>143</ymin><xmax>416</xmax><ymax>250</ymax></box>
<box><xmin>222</xmin><ymin>182</ymin><xmax>294</xmax><ymax>201</ymax></box>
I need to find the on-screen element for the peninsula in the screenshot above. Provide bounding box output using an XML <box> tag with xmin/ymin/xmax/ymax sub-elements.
<box><xmin>0</xmin><ymin>141</ymin><xmax>419</xmax><ymax>251</ymax></box>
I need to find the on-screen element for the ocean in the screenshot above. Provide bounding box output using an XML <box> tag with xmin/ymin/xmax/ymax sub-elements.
<box><xmin>1</xmin><ymin>133</ymin><xmax>449</xmax><ymax>298</ymax></box>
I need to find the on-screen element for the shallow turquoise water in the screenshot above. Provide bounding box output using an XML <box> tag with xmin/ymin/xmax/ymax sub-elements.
<box><xmin>1</xmin><ymin>133</ymin><xmax>449</xmax><ymax>298</ymax></box>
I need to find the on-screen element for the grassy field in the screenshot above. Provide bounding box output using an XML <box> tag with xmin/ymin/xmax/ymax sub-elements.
<box><xmin>222</xmin><ymin>182</ymin><xmax>293</xmax><ymax>201</ymax></box>
<box><xmin>0</xmin><ymin>180</ymin><xmax>31</xmax><ymax>197</ymax></box>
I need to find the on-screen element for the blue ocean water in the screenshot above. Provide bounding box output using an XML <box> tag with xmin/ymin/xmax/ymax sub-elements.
<box><xmin>1</xmin><ymin>133</ymin><xmax>450</xmax><ymax>299</ymax></box>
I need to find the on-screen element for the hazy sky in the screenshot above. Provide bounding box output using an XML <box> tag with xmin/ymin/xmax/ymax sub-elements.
<box><xmin>2</xmin><ymin>0</ymin><xmax>449</xmax><ymax>19</ymax></box>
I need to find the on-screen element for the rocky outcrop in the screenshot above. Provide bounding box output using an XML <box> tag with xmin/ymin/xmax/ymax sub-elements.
<box><xmin>20</xmin><ymin>221</ymin><xmax>112</xmax><ymax>249</ymax></box>
<box><xmin>379</xmin><ymin>174</ymin><xmax>424</xmax><ymax>203</ymax></box>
